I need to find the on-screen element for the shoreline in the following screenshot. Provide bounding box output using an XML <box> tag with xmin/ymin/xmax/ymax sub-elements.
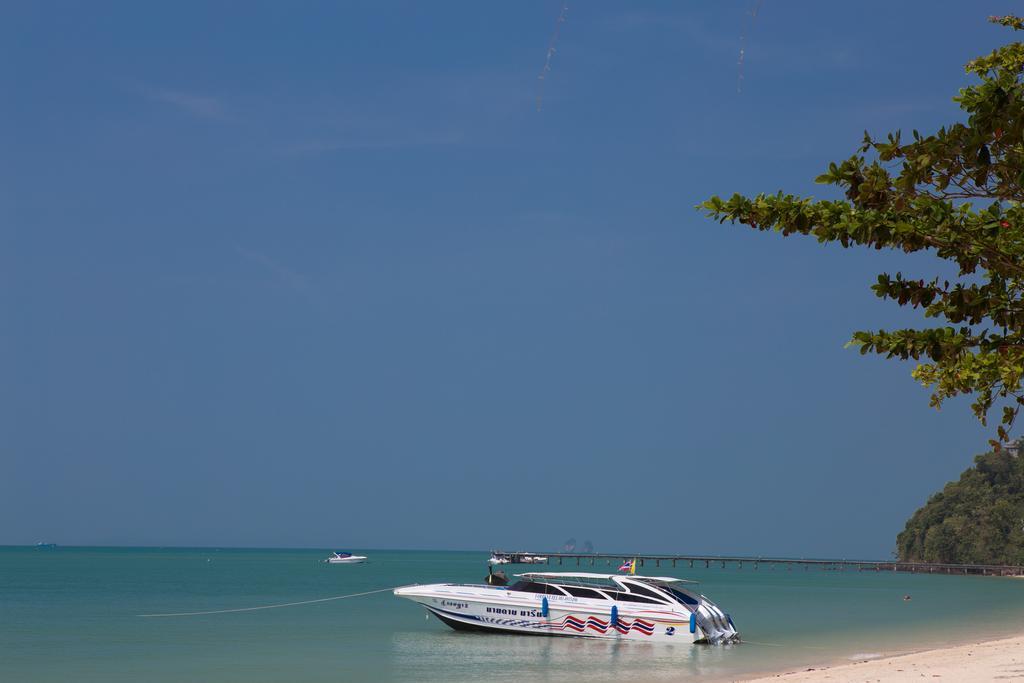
<box><xmin>740</xmin><ymin>632</ymin><xmax>1024</xmax><ymax>682</ymax></box>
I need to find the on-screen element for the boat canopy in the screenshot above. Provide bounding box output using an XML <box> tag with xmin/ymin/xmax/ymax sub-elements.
<box><xmin>515</xmin><ymin>572</ymin><xmax>698</xmax><ymax>585</ymax></box>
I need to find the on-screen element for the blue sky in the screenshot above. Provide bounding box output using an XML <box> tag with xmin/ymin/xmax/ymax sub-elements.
<box><xmin>1</xmin><ymin>1</ymin><xmax>1013</xmax><ymax>557</ymax></box>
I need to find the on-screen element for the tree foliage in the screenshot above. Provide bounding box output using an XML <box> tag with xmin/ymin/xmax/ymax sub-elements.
<box><xmin>897</xmin><ymin>445</ymin><xmax>1024</xmax><ymax>564</ymax></box>
<box><xmin>700</xmin><ymin>16</ymin><xmax>1024</xmax><ymax>446</ymax></box>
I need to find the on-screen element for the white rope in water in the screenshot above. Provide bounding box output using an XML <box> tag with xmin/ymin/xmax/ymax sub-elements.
<box><xmin>137</xmin><ymin>586</ymin><xmax>397</xmax><ymax>617</ymax></box>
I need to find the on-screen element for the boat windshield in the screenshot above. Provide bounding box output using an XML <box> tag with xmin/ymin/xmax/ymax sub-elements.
<box><xmin>664</xmin><ymin>586</ymin><xmax>701</xmax><ymax>606</ymax></box>
<box><xmin>507</xmin><ymin>580</ymin><xmax>567</xmax><ymax>595</ymax></box>
<box><xmin>508</xmin><ymin>577</ymin><xmax>681</xmax><ymax>605</ymax></box>
<box><xmin>524</xmin><ymin>575</ymin><xmax>619</xmax><ymax>590</ymax></box>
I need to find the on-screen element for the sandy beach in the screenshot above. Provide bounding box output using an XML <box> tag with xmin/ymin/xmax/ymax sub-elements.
<box><xmin>742</xmin><ymin>633</ymin><xmax>1024</xmax><ymax>682</ymax></box>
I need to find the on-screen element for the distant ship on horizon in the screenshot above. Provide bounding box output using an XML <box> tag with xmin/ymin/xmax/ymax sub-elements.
<box><xmin>562</xmin><ymin>538</ymin><xmax>595</xmax><ymax>553</ymax></box>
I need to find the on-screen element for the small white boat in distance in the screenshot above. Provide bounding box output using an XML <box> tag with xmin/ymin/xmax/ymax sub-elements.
<box><xmin>394</xmin><ymin>572</ymin><xmax>739</xmax><ymax>644</ymax></box>
<box><xmin>326</xmin><ymin>551</ymin><xmax>367</xmax><ymax>564</ymax></box>
<box><xmin>488</xmin><ymin>554</ymin><xmax>510</xmax><ymax>565</ymax></box>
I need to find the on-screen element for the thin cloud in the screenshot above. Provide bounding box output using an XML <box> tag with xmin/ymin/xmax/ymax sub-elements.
<box><xmin>604</xmin><ymin>6</ymin><xmax>864</xmax><ymax>75</ymax></box>
<box><xmin>275</xmin><ymin>71</ymin><xmax>526</xmax><ymax>156</ymax></box>
<box><xmin>282</xmin><ymin>130</ymin><xmax>464</xmax><ymax>156</ymax></box>
<box><xmin>235</xmin><ymin>246</ymin><xmax>315</xmax><ymax>296</ymax></box>
<box><xmin>145</xmin><ymin>87</ymin><xmax>226</xmax><ymax>119</ymax></box>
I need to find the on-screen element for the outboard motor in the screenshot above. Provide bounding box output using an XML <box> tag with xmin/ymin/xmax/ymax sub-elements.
<box><xmin>692</xmin><ymin>596</ymin><xmax>740</xmax><ymax>644</ymax></box>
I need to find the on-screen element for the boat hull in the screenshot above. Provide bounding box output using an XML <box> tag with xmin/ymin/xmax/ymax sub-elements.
<box><xmin>424</xmin><ymin>604</ymin><xmax>672</xmax><ymax>640</ymax></box>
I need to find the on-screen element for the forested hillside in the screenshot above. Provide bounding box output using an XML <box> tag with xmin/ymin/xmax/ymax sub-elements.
<box><xmin>898</xmin><ymin>445</ymin><xmax>1024</xmax><ymax>564</ymax></box>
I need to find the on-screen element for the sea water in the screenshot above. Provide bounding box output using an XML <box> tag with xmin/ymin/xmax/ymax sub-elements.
<box><xmin>4</xmin><ymin>547</ymin><xmax>1024</xmax><ymax>682</ymax></box>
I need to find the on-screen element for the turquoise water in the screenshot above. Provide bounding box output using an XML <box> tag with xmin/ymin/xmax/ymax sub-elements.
<box><xmin>4</xmin><ymin>547</ymin><xmax>1024</xmax><ymax>682</ymax></box>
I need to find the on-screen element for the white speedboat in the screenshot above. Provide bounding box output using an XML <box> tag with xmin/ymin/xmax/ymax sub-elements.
<box><xmin>326</xmin><ymin>551</ymin><xmax>367</xmax><ymax>564</ymax></box>
<box><xmin>394</xmin><ymin>572</ymin><xmax>739</xmax><ymax>644</ymax></box>
<box><xmin>487</xmin><ymin>554</ymin><xmax>511</xmax><ymax>565</ymax></box>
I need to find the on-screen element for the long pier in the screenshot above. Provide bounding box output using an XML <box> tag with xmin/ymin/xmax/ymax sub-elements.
<box><xmin>490</xmin><ymin>551</ymin><xmax>1024</xmax><ymax>577</ymax></box>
